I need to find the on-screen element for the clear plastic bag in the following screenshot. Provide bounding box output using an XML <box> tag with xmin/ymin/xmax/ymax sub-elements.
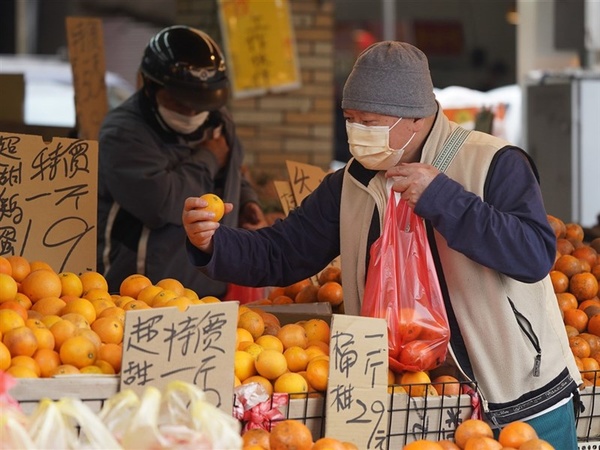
<box><xmin>361</xmin><ymin>191</ymin><xmax>450</xmax><ymax>373</ymax></box>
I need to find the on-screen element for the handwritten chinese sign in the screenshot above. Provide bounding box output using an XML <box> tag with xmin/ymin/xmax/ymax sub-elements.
<box><xmin>120</xmin><ymin>302</ymin><xmax>237</xmax><ymax>413</ymax></box>
<box><xmin>285</xmin><ymin>160</ymin><xmax>328</xmax><ymax>206</ymax></box>
<box><xmin>218</xmin><ymin>0</ymin><xmax>301</xmax><ymax>98</ymax></box>
<box><xmin>325</xmin><ymin>314</ymin><xmax>389</xmax><ymax>448</ymax></box>
<box><xmin>273</xmin><ymin>180</ymin><xmax>297</xmax><ymax>216</ymax></box>
<box><xmin>65</xmin><ymin>17</ymin><xmax>109</xmax><ymax>141</ymax></box>
<box><xmin>0</xmin><ymin>132</ymin><xmax>97</xmax><ymax>272</ymax></box>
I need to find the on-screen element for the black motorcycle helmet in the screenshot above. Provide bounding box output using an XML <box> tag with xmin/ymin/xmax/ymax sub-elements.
<box><xmin>140</xmin><ymin>25</ymin><xmax>229</xmax><ymax>111</ymax></box>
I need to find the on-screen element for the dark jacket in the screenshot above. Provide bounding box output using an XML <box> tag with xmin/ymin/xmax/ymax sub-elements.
<box><xmin>98</xmin><ymin>90</ymin><xmax>258</xmax><ymax>296</ymax></box>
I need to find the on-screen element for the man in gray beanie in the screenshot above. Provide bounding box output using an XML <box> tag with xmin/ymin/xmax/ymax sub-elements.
<box><xmin>183</xmin><ymin>41</ymin><xmax>580</xmax><ymax>449</ymax></box>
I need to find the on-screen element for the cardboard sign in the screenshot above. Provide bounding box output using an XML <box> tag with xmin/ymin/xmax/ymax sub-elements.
<box><xmin>218</xmin><ymin>0</ymin><xmax>301</xmax><ymax>98</ymax></box>
<box><xmin>65</xmin><ymin>17</ymin><xmax>109</xmax><ymax>141</ymax></box>
<box><xmin>325</xmin><ymin>314</ymin><xmax>389</xmax><ymax>448</ymax></box>
<box><xmin>273</xmin><ymin>180</ymin><xmax>297</xmax><ymax>216</ymax></box>
<box><xmin>120</xmin><ymin>302</ymin><xmax>237</xmax><ymax>413</ymax></box>
<box><xmin>285</xmin><ymin>160</ymin><xmax>328</xmax><ymax>205</ymax></box>
<box><xmin>0</xmin><ymin>132</ymin><xmax>97</xmax><ymax>272</ymax></box>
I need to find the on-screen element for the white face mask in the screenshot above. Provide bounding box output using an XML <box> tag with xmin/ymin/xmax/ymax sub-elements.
<box><xmin>158</xmin><ymin>105</ymin><xmax>209</xmax><ymax>135</ymax></box>
<box><xmin>346</xmin><ymin>117</ymin><xmax>416</xmax><ymax>170</ymax></box>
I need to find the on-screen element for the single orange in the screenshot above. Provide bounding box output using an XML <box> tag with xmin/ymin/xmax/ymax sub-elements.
<box><xmin>273</xmin><ymin>371</ymin><xmax>309</xmax><ymax>399</ymax></box>
<box><xmin>547</xmin><ymin>214</ymin><xmax>566</xmax><ymax>239</ymax></box>
<box><xmin>50</xmin><ymin>318</ymin><xmax>77</xmax><ymax>350</ymax></box>
<box><xmin>312</xmin><ymin>437</ymin><xmax>347</xmax><ymax>450</ymax></box>
<box><xmin>91</xmin><ymin>316</ymin><xmax>124</xmax><ymax>344</ymax></box>
<box><xmin>6</xmin><ymin>256</ymin><xmax>30</xmax><ymax>282</ymax></box>
<box><xmin>0</xmin><ymin>300</ymin><xmax>28</xmax><ymax>322</ymax></box>
<box><xmin>581</xmin><ymin>356</ymin><xmax>600</xmax><ymax>380</ymax></box>
<box><xmin>557</xmin><ymin>238</ymin><xmax>575</xmax><ymax>256</ymax></box>
<box><xmin>75</xmin><ymin>328</ymin><xmax>102</xmax><ymax>350</ymax></box>
<box><xmin>156</xmin><ymin>278</ymin><xmax>185</xmax><ymax>296</ymax></box>
<box><xmin>463</xmin><ymin>436</ymin><xmax>502</xmax><ymax>449</ymax></box>
<box><xmin>255</xmin><ymin>349</ymin><xmax>288</xmax><ymax>380</ymax></box>
<box><xmin>268</xmin><ymin>287</ymin><xmax>286</xmax><ymax>300</ymax></box>
<box><xmin>565</xmin><ymin>222</ymin><xmax>585</xmax><ymax>242</ymax></box>
<box><xmin>0</xmin><ymin>256</ymin><xmax>13</xmax><ymax>276</ymax></box>
<box><xmin>198</xmin><ymin>193</ymin><xmax>225</xmax><ymax>222</ymax></box>
<box><xmin>83</xmin><ymin>287</ymin><xmax>112</xmax><ymax>302</ymax></box>
<box><xmin>51</xmin><ymin>364</ymin><xmax>80</xmax><ymax>376</ymax></box>
<box><xmin>234</xmin><ymin>350</ymin><xmax>257</xmax><ymax>382</ymax></box>
<box><xmin>78</xmin><ymin>271</ymin><xmax>109</xmax><ymax>295</ymax></box>
<box><xmin>3</xmin><ymin>326</ymin><xmax>38</xmax><ymax>357</ymax></box>
<box><xmin>283</xmin><ymin>279</ymin><xmax>312</xmax><ymax>300</ymax></box>
<box><xmin>454</xmin><ymin>419</ymin><xmax>494</xmax><ymax>449</ymax></box>
<box><xmin>294</xmin><ymin>284</ymin><xmax>320</xmax><ymax>304</ymax></box>
<box><xmin>59</xmin><ymin>335</ymin><xmax>97</xmax><ymax>368</ymax></box>
<box><xmin>137</xmin><ymin>284</ymin><xmax>163</xmax><ymax>305</ymax></box>
<box><xmin>97</xmin><ymin>342</ymin><xmax>123</xmax><ymax>373</ymax></box>
<box><xmin>284</xmin><ymin>345</ymin><xmax>310</xmax><ymax>372</ymax></box>
<box><xmin>242</xmin><ymin>374</ymin><xmax>274</xmax><ymax>396</ymax></box>
<box><xmin>269</xmin><ymin>419</ymin><xmax>313</xmax><ymax>450</ymax></box>
<box><xmin>94</xmin><ymin>359</ymin><xmax>116</xmax><ymax>375</ymax></box>
<box><xmin>97</xmin><ymin>306</ymin><xmax>126</xmax><ymax>325</ymax></box>
<box><xmin>255</xmin><ymin>334</ymin><xmax>284</xmax><ymax>353</ymax></box>
<box><xmin>302</xmin><ymin>318</ymin><xmax>330</xmax><ymax>343</ymax></box>
<box><xmin>563</xmin><ymin>308</ymin><xmax>588</xmax><ymax>332</ymax></box>
<box><xmin>402</xmin><ymin>441</ymin><xmax>445</xmax><ymax>450</ymax></box>
<box><xmin>399</xmin><ymin>370</ymin><xmax>432</xmax><ymax>397</ymax></box>
<box><xmin>587</xmin><ymin>313</ymin><xmax>600</xmax><ymax>336</ymax></box>
<box><xmin>242</xmin><ymin>428</ymin><xmax>271</xmax><ymax>449</ymax></box>
<box><xmin>569</xmin><ymin>335</ymin><xmax>591</xmax><ymax>358</ymax></box>
<box><xmin>554</xmin><ymin>254</ymin><xmax>583</xmax><ymax>278</ymax></box>
<box><xmin>277</xmin><ymin>323</ymin><xmax>309</xmax><ymax>350</ymax></box>
<box><xmin>20</xmin><ymin>269</ymin><xmax>62</xmax><ymax>303</ymax></box>
<box><xmin>6</xmin><ymin>364</ymin><xmax>39</xmax><ymax>378</ymax></box>
<box><xmin>0</xmin><ymin>341</ymin><xmax>10</xmax><ymax>370</ymax></box>
<box><xmin>164</xmin><ymin>296</ymin><xmax>194</xmax><ymax>311</ymax></box>
<box><xmin>58</xmin><ymin>272</ymin><xmax>84</xmax><ymax>297</ymax></box>
<box><xmin>13</xmin><ymin>292</ymin><xmax>32</xmax><ymax>310</ymax></box>
<box><xmin>122</xmin><ymin>299</ymin><xmax>151</xmax><ymax>311</ymax></box>
<box><xmin>306</xmin><ymin>357</ymin><xmax>329</xmax><ymax>392</ymax></box>
<box><xmin>498</xmin><ymin>421</ymin><xmax>538</xmax><ymax>448</ymax></box>
<box><xmin>31</xmin><ymin>296</ymin><xmax>67</xmax><ymax>316</ymax></box>
<box><xmin>89</xmin><ymin>297</ymin><xmax>116</xmax><ymax>317</ymax></box>
<box><xmin>61</xmin><ymin>298</ymin><xmax>96</xmax><ymax>324</ymax></box>
<box><xmin>31</xmin><ymin>326</ymin><xmax>55</xmax><ymax>350</ymax></box>
<box><xmin>550</xmin><ymin>270</ymin><xmax>569</xmax><ymax>293</ymax></box>
<box><xmin>0</xmin><ymin>273</ymin><xmax>18</xmax><ymax>304</ymax></box>
<box><xmin>317</xmin><ymin>281</ymin><xmax>344</xmax><ymax>306</ymax></box>
<box><xmin>119</xmin><ymin>274</ymin><xmax>153</xmax><ymax>298</ymax></box>
<box><xmin>570</xmin><ymin>272</ymin><xmax>599</xmax><ymax>301</ymax></box>
<box><xmin>518</xmin><ymin>438</ymin><xmax>555</xmax><ymax>450</ymax></box>
<box><xmin>238</xmin><ymin>310</ymin><xmax>265</xmax><ymax>340</ymax></box>
<box><xmin>272</xmin><ymin>295</ymin><xmax>294</xmax><ymax>305</ymax></box>
<box><xmin>573</xmin><ymin>246</ymin><xmax>599</xmax><ymax>267</ymax></box>
<box><xmin>318</xmin><ymin>266</ymin><xmax>342</xmax><ymax>285</ymax></box>
<box><xmin>32</xmin><ymin>348</ymin><xmax>61</xmax><ymax>377</ymax></box>
<box><xmin>0</xmin><ymin>309</ymin><xmax>25</xmax><ymax>334</ymax></box>
<box><xmin>431</xmin><ymin>374</ymin><xmax>461</xmax><ymax>396</ymax></box>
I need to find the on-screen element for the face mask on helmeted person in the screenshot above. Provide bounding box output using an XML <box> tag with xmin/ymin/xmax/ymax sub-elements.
<box><xmin>157</xmin><ymin>106</ymin><xmax>209</xmax><ymax>135</ymax></box>
<box><xmin>140</xmin><ymin>25</ymin><xmax>230</xmax><ymax>121</ymax></box>
<box><xmin>346</xmin><ymin>118</ymin><xmax>416</xmax><ymax>170</ymax></box>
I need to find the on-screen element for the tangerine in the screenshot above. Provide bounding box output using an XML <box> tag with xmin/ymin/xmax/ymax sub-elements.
<box><xmin>97</xmin><ymin>342</ymin><xmax>123</xmax><ymax>373</ymax></box>
<box><xmin>269</xmin><ymin>419</ymin><xmax>313</xmax><ymax>450</ymax></box>
<box><xmin>563</xmin><ymin>308</ymin><xmax>588</xmax><ymax>332</ymax></box>
<box><xmin>294</xmin><ymin>284</ymin><xmax>320</xmax><ymax>304</ymax></box>
<box><xmin>198</xmin><ymin>193</ymin><xmax>225</xmax><ymax>222</ymax></box>
<box><xmin>32</xmin><ymin>296</ymin><xmax>67</xmax><ymax>316</ymax></box>
<box><xmin>0</xmin><ymin>256</ymin><xmax>13</xmax><ymax>276</ymax></box>
<box><xmin>547</xmin><ymin>215</ymin><xmax>566</xmax><ymax>239</ymax></box>
<box><xmin>274</xmin><ymin>372</ymin><xmax>309</xmax><ymax>399</ymax></box>
<box><xmin>587</xmin><ymin>313</ymin><xmax>600</xmax><ymax>336</ymax></box>
<box><xmin>234</xmin><ymin>350</ymin><xmax>257</xmax><ymax>381</ymax></box>
<box><xmin>58</xmin><ymin>272</ymin><xmax>84</xmax><ymax>297</ymax></box>
<box><xmin>498</xmin><ymin>421</ymin><xmax>538</xmax><ymax>448</ymax></box>
<box><xmin>0</xmin><ymin>341</ymin><xmax>10</xmax><ymax>370</ymax></box>
<box><xmin>284</xmin><ymin>345</ymin><xmax>310</xmax><ymax>372</ymax></box>
<box><xmin>78</xmin><ymin>271</ymin><xmax>109</xmax><ymax>295</ymax></box>
<box><xmin>32</xmin><ymin>348</ymin><xmax>61</xmax><ymax>377</ymax></box>
<box><xmin>554</xmin><ymin>254</ymin><xmax>583</xmax><ymax>278</ymax></box>
<box><xmin>463</xmin><ymin>436</ymin><xmax>502</xmax><ymax>450</ymax></box>
<box><xmin>119</xmin><ymin>274</ymin><xmax>153</xmax><ymax>298</ymax></box>
<box><xmin>242</xmin><ymin>375</ymin><xmax>274</xmax><ymax>396</ymax></box>
<box><xmin>277</xmin><ymin>323</ymin><xmax>308</xmax><ymax>350</ymax></box>
<box><xmin>302</xmin><ymin>318</ymin><xmax>330</xmax><ymax>343</ymax></box>
<box><xmin>0</xmin><ymin>273</ymin><xmax>18</xmax><ymax>303</ymax></box>
<box><xmin>0</xmin><ymin>301</ymin><xmax>28</xmax><ymax>322</ymax></box>
<box><xmin>399</xmin><ymin>370</ymin><xmax>432</xmax><ymax>397</ymax></box>
<box><xmin>317</xmin><ymin>281</ymin><xmax>344</xmax><ymax>306</ymax></box>
<box><xmin>255</xmin><ymin>349</ymin><xmax>288</xmax><ymax>380</ymax></box>
<box><xmin>556</xmin><ymin>238</ymin><xmax>575</xmax><ymax>256</ymax></box>
<box><xmin>565</xmin><ymin>222</ymin><xmax>585</xmax><ymax>242</ymax></box>
<box><xmin>6</xmin><ymin>256</ymin><xmax>30</xmax><ymax>282</ymax></box>
<box><xmin>0</xmin><ymin>309</ymin><xmax>25</xmax><ymax>334</ymax></box>
<box><xmin>238</xmin><ymin>310</ymin><xmax>265</xmax><ymax>340</ymax></box>
<box><xmin>156</xmin><ymin>278</ymin><xmax>185</xmax><ymax>296</ymax></box>
<box><xmin>312</xmin><ymin>437</ymin><xmax>347</xmax><ymax>450</ymax></box>
<box><xmin>556</xmin><ymin>292</ymin><xmax>578</xmax><ymax>313</ymax></box>
<box><xmin>255</xmin><ymin>334</ymin><xmax>284</xmax><ymax>353</ymax></box>
<box><xmin>306</xmin><ymin>357</ymin><xmax>329</xmax><ymax>392</ymax></box>
<box><xmin>59</xmin><ymin>335</ymin><xmax>97</xmax><ymax>368</ymax></box>
<box><xmin>20</xmin><ymin>269</ymin><xmax>62</xmax><ymax>303</ymax></box>
<box><xmin>570</xmin><ymin>272</ymin><xmax>599</xmax><ymax>301</ymax></box>
<box><xmin>91</xmin><ymin>316</ymin><xmax>124</xmax><ymax>344</ymax></box>
<box><xmin>569</xmin><ymin>335</ymin><xmax>591</xmax><ymax>358</ymax></box>
<box><xmin>283</xmin><ymin>279</ymin><xmax>312</xmax><ymax>300</ymax></box>
<box><xmin>317</xmin><ymin>266</ymin><xmax>342</xmax><ymax>285</ymax></box>
<box><xmin>3</xmin><ymin>325</ymin><xmax>37</xmax><ymax>357</ymax></box>
<box><xmin>454</xmin><ymin>419</ymin><xmax>494</xmax><ymax>449</ymax></box>
<box><xmin>549</xmin><ymin>270</ymin><xmax>569</xmax><ymax>293</ymax></box>
<box><xmin>518</xmin><ymin>438</ymin><xmax>555</xmax><ymax>450</ymax></box>
<box><xmin>242</xmin><ymin>428</ymin><xmax>271</xmax><ymax>449</ymax></box>
<box><xmin>60</xmin><ymin>298</ymin><xmax>97</xmax><ymax>324</ymax></box>
<box><xmin>431</xmin><ymin>374</ymin><xmax>461</xmax><ymax>396</ymax></box>
<box><xmin>402</xmin><ymin>441</ymin><xmax>444</xmax><ymax>450</ymax></box>
<box><xmin>137</xmin><ymin>284</ymin><xmax>163</xmax><ymax>305</ymax></box>
<box><xmin>51</xmin><ymin>364</ymin><xmax>80</xmax><ymax>376</ymax></box>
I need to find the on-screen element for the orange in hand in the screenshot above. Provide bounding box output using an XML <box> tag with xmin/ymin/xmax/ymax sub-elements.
<box><xmin>199</xmin><ymin>193</ymin><xmax>225</xmax><ymax>222</ymax></box>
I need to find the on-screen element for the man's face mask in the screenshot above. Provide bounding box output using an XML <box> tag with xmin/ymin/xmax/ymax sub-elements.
<box><xmin>158</xmin><ymin>105</ymin><xmax>209</xmax><ymax>135</ymax></box>
<box><xmin>346</xmin><ymin>117</ymin><xmax>416</xmax><ymax>170</ymax></box>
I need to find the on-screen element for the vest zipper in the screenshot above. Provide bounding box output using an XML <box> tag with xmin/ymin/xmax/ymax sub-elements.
<box><xmin>508</xmin><ymin>297</ymin><xmax>542</xmax><ymax>376</ymax></box>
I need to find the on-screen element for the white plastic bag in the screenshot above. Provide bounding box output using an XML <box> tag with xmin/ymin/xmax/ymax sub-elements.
<box><xmin>27</xmin><ymin>397</ymin><xmax>122</xmax><ymax>450</ymax></box>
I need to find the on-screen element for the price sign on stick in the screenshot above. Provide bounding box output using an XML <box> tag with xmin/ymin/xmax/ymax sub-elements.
<box><xmin>0</xmin><ymin>132</ymin><xmax>97</xmax><ymax>272</ymax></box>
<box><xmin>325</xmin><ymin>314</ymin><xmax>389</xmax><ymax>448</ymax></box>
<box><xmin>120</xmin><ymin>302</ymin><xmax>237</xmax><ymax>413</ymax></box>
<box><xmin>65</xmin><ymin>16</ymin><xmax>109</xmax><ymax>141</ymax></box>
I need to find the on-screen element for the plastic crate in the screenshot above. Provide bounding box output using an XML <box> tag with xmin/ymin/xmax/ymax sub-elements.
<box><xmin>577</xmin><ymin>371</ymin><xmax>600</xmax><ymax>443</ymax></box>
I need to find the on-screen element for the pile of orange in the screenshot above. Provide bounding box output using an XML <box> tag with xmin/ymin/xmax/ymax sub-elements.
<box><xmin>0</xmin><ymin>256</ymin><xmax>212</xmax><ymax>378</ymax></box>
<box><xmin>402</xmin><ymin>418</ymin><xmax>554</xmax><ymax>449</ymax></box>
<box><xmin>234</xmin><ymin>306</ymin><xmax>331</xmax><ymax>398</ymax></box>
<box><xmin>241</xmin><ymin>419</ymin><xmax>358</xmax><ymax>450</ymax></box>
<box><xmin>243</xmin><ymin>266</ymin><xmax>344</xmax><ymax>312</ymax></box>
<box><xmin>547</xmin><ymin>215</ymin><xmax>600</xmax><ymax>385</ymax></box>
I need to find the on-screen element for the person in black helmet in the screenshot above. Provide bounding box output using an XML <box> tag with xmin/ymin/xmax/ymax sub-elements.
<box><xmin>97</xmin><ymin>25</ymin><xmax>267</xmax><ymax>297</ymax></box>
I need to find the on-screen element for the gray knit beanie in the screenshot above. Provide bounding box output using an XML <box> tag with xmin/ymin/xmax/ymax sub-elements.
<box><xmin>342</xmin><ymin>41</ymin><xmax>437</xmax><ymax>118</ymax></box>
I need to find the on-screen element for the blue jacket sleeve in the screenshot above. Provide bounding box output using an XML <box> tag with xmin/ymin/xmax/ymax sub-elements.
<box><xmin>414</xmin><ymin>147</ymin><xmax>556</xmax><ymax>283</ymax></box>
<box><xmin>188</xmin><ymin>169</ymin><xmax>344</xmax><ymax>287</ymax></box>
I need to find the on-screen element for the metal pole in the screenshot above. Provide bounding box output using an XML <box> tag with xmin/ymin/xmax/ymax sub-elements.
<box><xmin>382</xmin><ymin>0</ymin><xmax>396</xmax><ymax>41</ymax></box>
<box><xmin>15</xmin><ymin>0</ymin><xmax>38</xmax><ymax>54</ymax></box>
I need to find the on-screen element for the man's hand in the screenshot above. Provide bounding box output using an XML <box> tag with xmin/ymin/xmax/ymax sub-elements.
<box><xmin>385</xmin><ymin>163</ymin><xmax>440</xmax><ymax>209</ymax></box>
<box><xmin>239</xmin><ymin>202</ymin><xmax>269</xmax><ymax>230</ymax></box>
<box><xmin>182</xmin><ymin>196</ymin><xmax>234</xmax><ymax>253</ymax></box>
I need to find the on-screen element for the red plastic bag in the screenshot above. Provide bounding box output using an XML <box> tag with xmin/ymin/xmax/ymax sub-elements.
<box><xmin>361</xmin><ymin>190</ymin><xmax>450</xmax><ymax>373</ymax></box>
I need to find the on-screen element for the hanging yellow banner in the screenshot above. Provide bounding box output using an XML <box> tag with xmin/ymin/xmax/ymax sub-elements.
<box><xmin>218</xmin><ymin>0</ymin><xmax>301</xmax><ymax>98</ymax></box>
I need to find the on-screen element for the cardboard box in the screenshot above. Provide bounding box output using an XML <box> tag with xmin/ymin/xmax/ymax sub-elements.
<box><xmin>9</xmin><ymin>375</ymin><xmax>119</xmax><ymax>415</ymax></box>
<box><xmin>253</xmin><ymin>302</ymin><xmax>332</xmax><ymax>325</ymax></box>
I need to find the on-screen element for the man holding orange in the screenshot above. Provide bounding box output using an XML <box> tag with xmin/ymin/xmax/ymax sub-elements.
<box><xmin>183</xmin><ymin>41</ymin><xmax>581</xmax><ymax>448</ymax></box>
<box><xmin>97</xmin><ymin>25</ymin><xmax>266</xmax><ymax>297</ymax></box>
